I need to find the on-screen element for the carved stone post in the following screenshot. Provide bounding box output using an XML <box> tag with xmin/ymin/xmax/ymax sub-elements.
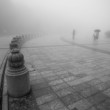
<box><xmin>10</xmin><ymin>42</ymin><xmax>19</xmax><ymax>50</ymax></box>
<box><xmin>6</xmin><ymin>49</ymin><xmax>31</xmax><ymax>97</ymax></box>
<box><xmin>10</xmin><ymin>36</ymin><xmax>21</xmax><ymax>50</ymax></box>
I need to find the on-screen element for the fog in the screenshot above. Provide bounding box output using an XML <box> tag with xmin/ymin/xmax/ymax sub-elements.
<box><xmin>0</xmin><ymin>0</ymin><xmax>110</xmax><ymax>37</ymax></box>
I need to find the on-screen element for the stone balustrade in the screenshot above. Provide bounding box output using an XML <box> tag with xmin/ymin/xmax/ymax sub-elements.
<box><xmin>6</xmin><ymin>49</ymin><xmax>31</xmax><ymax>97</ymax></box>
<box><xmin>6</xmin><ymin>34</ymin><xmax>36</xmax><ymax>97</ymax></box>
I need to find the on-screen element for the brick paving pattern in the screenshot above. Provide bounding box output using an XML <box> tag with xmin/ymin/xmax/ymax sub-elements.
<box><xmin>9</xmin><ymin>36</ymin><xmax>110</xmax><ymax>110</ymax></box>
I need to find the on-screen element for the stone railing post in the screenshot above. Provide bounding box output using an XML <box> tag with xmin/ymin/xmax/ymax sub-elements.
<box><xmin>10</xmin><ymin>42</ymin><xmax>19</xmax><ymax>50</ymax></box>
<box><xmin>6</xmin><ymin>49</ymin><xmax>31</xmax><ymax>97</ymax></box>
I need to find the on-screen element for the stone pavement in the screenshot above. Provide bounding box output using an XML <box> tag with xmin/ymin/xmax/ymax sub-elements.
<box><xmin>9</xmin><ymin>35</ymin><xmax>110</xmax><ymax>110</ymax></box>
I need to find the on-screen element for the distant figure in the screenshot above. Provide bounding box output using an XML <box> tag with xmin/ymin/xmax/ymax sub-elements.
<box><xmin>72</xmin><ymin>29</ymin><xmax>76</xmax><ymax>39</ymax></box>
<box><xmin>93</xmin><ymin>29</ymin><xmax>101</xmax><ymax>40</ymax></box>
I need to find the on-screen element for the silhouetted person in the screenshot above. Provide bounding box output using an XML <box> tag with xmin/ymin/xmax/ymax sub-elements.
<box><xmin>93</xmin><ymin>29</ymin><xmax>101</xmax><ymax>40</ymax></box>
<box><xmin>72</xmin><ymin>29</ymin><xmax>76</xmax><ymax>39</ymax></box>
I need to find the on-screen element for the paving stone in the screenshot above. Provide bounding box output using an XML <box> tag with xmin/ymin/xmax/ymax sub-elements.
<box><xmin>95</xmin><ymin>105</ymin><xmax>105</xmax><ymax>110</ymax></box>
<box><xmin>103</xmin><ymin>88</ymin><xmax>110</xmax><ymax>97</ymax></box>
<box><xmin>61</xmin><ymin>94</ymin><xmax>78</xmax><ymax>106</ymax></box>
<box><xmin>79</xmin><ymin>86</ymin><xmax>100</xmax><ymax>98</ymax></box>
<box><xmin>36</xmin><ymin>93</ymin><xmax>57</xmax><ymax>105</ymax></box>
<box><xmin>33</xmin><ymin>87</ymin><xmax>53</xmax><ymax>98</ymax></box>
<box><xmin>63</xmin><ymin>76</ymin><xmax>76</xmax><ymax>82</ymax></box>
<box><xmin>67</xmin><ymin>79</ymin><xmax>83</xmax><ymax>86</ymax></box>
<box><xmin>56</xmin><ymin>87</ymin><xmax>73</xmax><ymax>97</ymax></box>
<box><xmin>32</xmin><ymin>82</ymin><xmax>49</xmax><ymax>90</ymax></box>
<box><xmin>49</xmin><ymin>79</ymin><xmax>64</xmax><ymax>86</ymax></box>
<box><xmin>30</xmin><ymin>72</ymin><xmax>40</xmax><ymax>77</ymax></box>
<box><xmin>99</xmin><ymin>75</ymin><xmax>110</xmax><ymax>82</ymax></box>
<box><xmin>68</xmin><ymin>99</ymin><xmax>92</xmax><ymax>110</ymax></box>
<box><xmin>51</xmin><ymin>82</ymin><xmax>69</xmax><ymax>91</ymax></box>
<box><xmin>94</xmin><ymin>82</ymin><xmax>109</xmax><ymax>91</ymax></box>
<box><xmin>87</xmin><ymin>78</ymin><xmax>102</xmax><ymax>86</ymax></box>
<box><xmin>95</xmin><ymin>101</ymin><xmax>110</xmax><ymax>110</ymax></box>
<box><xmin>37</xmin><ymin>67</ymin><xmax>52</xmax><ymax>72</ymax></box>
<box><xmin>61</xmin><ymin>92</ymin><xmax>82</xmax><ymax>106</ymax></box>
<box><xmin>72</xmin><ymin>82</ymin><xmax>91</xmax><ymax>92</ymax></box>
<box><xmin>41</xmin><ymin>71</ymin><xmax>56</xmax><ymax>77</ymax></box>
<box><xmin>106</xmin><ymin>73</ymin><xmax>110</xmax><ymax>77</ymax></box>
<box><xmin>39</xmin><ymin>99</ymin><xmax>65</xmax><ymax>110</ymax></box>
<box><xmin>74</xmin><ymin>73</ymin><xmax>87</xmax><ymax>78</ymax></box>
<box><xmin>70</xmin><ymin>108</ymin><xmax>78</xmax><ymax>110</ymax></box>
<box><xmin>101</xmin><ymin>99</ymin><xmax>110</xmax><ymax>110</ymax></box>
<box><xmin>68</xmin><ymin>69</ymin><xmax>78</xmax><ymax>74</ymax></box>
<box><xmin>71</xmin><ymin>92</ymin><xmax>83</xmax><ymax>101</ymax></box>
<box><xmin>39</xmin><ymin>103</ymin><xmax>50</xmax><ymax>110</ymax></box>
<box><xmin>87</xmin><ymin>107</ymin><xmax>97</xmax><ymax>110</ymax></box>
<box><xmin>30</xmin><ymin>75</ymin><xmax>42</xmax><ymax>81</ymax></box>
<box><xmin>56</xmin><ymin>71</ymin><xmax>67</xmax><ymax>75</ymax></box>
<box><xmin>80</xmin><ymin>76</ymin><xmax>94</xmax><ymax>82</ymax></box>
<box><xmin>27</xmin><ymin>64</ymin><xmax>35</xmax><ymax>72</ymax></box>
<box><xmin>31</xmin><ymin>78</ymin><xmax>46</xmax><ymax>84</ymax></box>
<box><xmin>45</xmin><ymin>75</ymin><xmax>60</xmax><ymax>82</ymax></box>
<box><xmin>91</xmin><ymin>65</ymin><xmax>105</xmax><ymax>72</ymax></box>
<box><xmin>67</xmin><ymin>76</ymin><xmax>93</xmax><ymax>86</ymax></box>
<box><xmin>57</xmin><ymin>107</ymin><xmax>69</xmax><ymax>110</ymax></box>
<box><xmin>62</xmin><ymin>64</ymin><xmax>76</xmax><ymax>70</ymax></box>
<box><xmin>104</xmin><ymin>80</ymin><xmax>110</xmax><ymax>87</ymax></box>
<box><xmin>59</xmin><ymin>73</ymin><xmax>72</xmax><ymax>78</ymax></box>
<box><xmin>87</xmin><ymin>93</ymin><xmax>108</xmax><ymax>105</ymax></box>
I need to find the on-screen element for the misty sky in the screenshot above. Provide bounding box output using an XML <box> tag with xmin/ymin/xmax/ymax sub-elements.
<box><xmin>0</xmin><ymin>0</ymin><xmax>110</xmax><ymax>35</ymax></box>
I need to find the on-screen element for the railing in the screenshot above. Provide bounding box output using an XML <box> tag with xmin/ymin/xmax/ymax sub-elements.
<box><xmin>0</xmin><ymin>34</ymin><xmax>36</xmax><ymax>110</ymax></box>
<box><xmin>0</xmin><ymin>51</ymin><xmax>9</xmax><ymax>110</ymax></box>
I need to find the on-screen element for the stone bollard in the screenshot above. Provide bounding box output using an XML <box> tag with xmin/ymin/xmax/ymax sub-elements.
<box><xmin>10</xmin><ymin>36</ymin><xmax>22</xmax><ymax>50</ymax></box>
<box><xmin>6</xmin><ymin>49</ymin><xmax>31</xmax><ymax>97</ymax></box>
<box><xmin>10</xmin><ymin>42</ymin><xmax>19</xmax><ymax>50</ymax></box>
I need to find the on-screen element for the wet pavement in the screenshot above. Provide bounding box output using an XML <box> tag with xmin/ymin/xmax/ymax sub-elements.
<box><xmin>9</xmin><ymin>35</ymin><xmax>110</xmax><ymax>110</ymax></box>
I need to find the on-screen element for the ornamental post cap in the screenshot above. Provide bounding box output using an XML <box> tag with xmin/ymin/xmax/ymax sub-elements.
<box><xmin>8</xmin><ymin>49</ymin><xmax>24</xmax><ymax>68</ymax></box>
<box><xmin>11</xmin><ymin>48</ymin><xmax>20</xmax><ymax>53</ymax></box>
